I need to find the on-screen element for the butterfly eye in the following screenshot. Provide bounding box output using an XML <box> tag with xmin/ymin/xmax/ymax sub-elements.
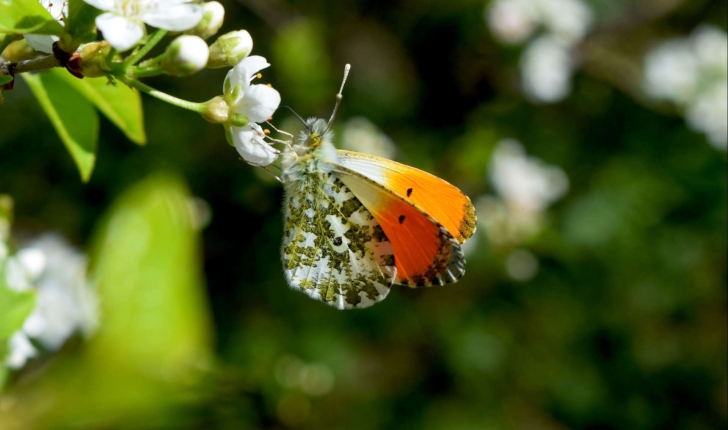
<box><xmin>308</xmin><ymin>132</ymin><xmax>323</xmax><ymax>148</ymax></box>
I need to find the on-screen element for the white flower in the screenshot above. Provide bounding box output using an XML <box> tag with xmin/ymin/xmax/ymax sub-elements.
<box><xmin>486</xmin><ymin>0</ymin><xmax>592</xmax><ymax>46</ymax></box>
<box><xmin>692</xmin><ymin>25</ymin><xmax>728</xmax><ymax>75</ymax></box>
<box><xmin>489</xmin><ymin>138</ymin><xmax>569</xmax><ymax>213</ymax></box>
<box><xmin>643</xmin><ymin>26</ymin><xmax>727</xmax><ymax>149</ymax></box>
<box><xmin>5</xmin><ymin>332</ymin><xmax>37</xmax><ymax>369</ymax></box>
<box><xmin>487</xmin><ymin>0</ymin><xmax>537</xmax><ymax>45</ymax></box>
<box><xmin>686</xmin><ymin>82</ymin><xmax>728</xmax><ymax>150</ymax></box>
<box><xmin>536</xmin><ymin>0</ymin><xmax>593</xmax><ymax>45</ymax></box>
<box><xmin>644</xmin><ymin>39</ymin><xmax>699</xmax><ymax>104</ymax></box>
<box><xmin>24</xmin><ymin>0</ymin><xmax>67</xmax><ymax>53</ymax></box>
<box><xmin>224</xmin><ymin>55</ymin><xmax>281</xmax><ymax>166</ymax></box>
<box><xmin>520</xmin><ymin>35</ymin><xmax>574</xmax><ymax>103</ymax></box>
<box><xmin>233</xmin><ymin>123</ymin><xmax>281</xmax><ymax>166</ymax></box>
<box><xmin>162</xmin><ymin>35</ymin><xmax>209</xmax><ymax>76</ymax></box>
<box><xmin>83</xmin><ymin>0</ymin><xmax>204</xmax><ymax>51</ymax></box>
<box><xmin>4</xmin><ymin>255</ymin><xmax>36</xmax><ymax>292</ymax></box>
<box><xmin>6</xmin><ymin>233</ymin><xmax>97</xmax><ymax>355</ymax></box>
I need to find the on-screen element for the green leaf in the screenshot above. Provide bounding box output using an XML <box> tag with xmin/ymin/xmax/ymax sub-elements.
<box><xmin>21</xmin><ymin>71</ymin><xmax>99</xmax><ymax>181</ymax></box>
<box><xmin>0</xmin><ymin>75</ymin><xmax>12</xmax><ymax>86</ymax></box>
<box><xmin>65</xmin><ymin>0</ymin><xmax>100</xmax><ymax>44</ymax></box>
<box><xmin>88</xmin><ymin>174</ymin><xmax>212</xmax><ymax>367</ymax></box>
<box><xmin>0</xmin><ymin>0</ymin><xmax>64</xmax><ymax>35</ymax></box>
<box><xmin>52</xmin><ymin>69</ymin><xmax>147</xmax><ymax>145</ymax></box>
<box><xmin>0</xmin><ymin>174</ymin><xmax>214</xmax><ymax>427</ymax></box>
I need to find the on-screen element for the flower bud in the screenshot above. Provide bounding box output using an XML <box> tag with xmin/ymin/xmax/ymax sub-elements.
<box><xmin>162</xmin><ymin>35</ymin><xmax>210</xmax><ymax>76</ymax></box>
<box><xmin>68</xmin><ymin>41</ymin><xmax>112</xmax><ymax>78</ymax></box>
<box><xmin>207</xmin><ymin>30</ymin><xmax>253</xmax><ymax>69</ymax></box>
<box><xmin>201</xmin><ymin>96</ymin><xmax>229</xmax><ymax>124</ymax></box>
<box><xmin>186</xmin><ymin>1</ymin><xmax>225</xmax><ymax>40</ymax></box>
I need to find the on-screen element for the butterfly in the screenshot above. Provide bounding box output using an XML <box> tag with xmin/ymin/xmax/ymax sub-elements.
<box><xmin>278</xmin><ymin>65</ymin><xmax>476</xmax><ymax>309</ymax></box>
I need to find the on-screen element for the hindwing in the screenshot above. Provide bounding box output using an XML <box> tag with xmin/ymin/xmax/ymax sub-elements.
<box><xmin>282</xmin><ymin>171</ymin><xmax>396</xmax><ymax>309</ymax></box>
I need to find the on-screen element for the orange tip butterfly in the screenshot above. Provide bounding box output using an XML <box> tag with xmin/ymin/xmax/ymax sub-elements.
<box><xmin>280</xmin><ymin>64</ymin><xmax>476</xmax><ymax>309</ymax></box>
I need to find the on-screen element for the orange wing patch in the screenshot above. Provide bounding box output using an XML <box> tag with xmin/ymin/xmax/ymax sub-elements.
<box><xmin>336</xmin><ymin>150</ymin><xmax>476</xmax><ymax>244</ymax></box>
<box><xmin>334</xmin><ymin>166</ymin><xmax>466</xmax><ymax>287</ymax></box>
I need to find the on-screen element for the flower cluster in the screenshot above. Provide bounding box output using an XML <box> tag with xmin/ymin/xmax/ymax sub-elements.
<box><xmin>17</xmin><ymin>0</ymin><xmax>284</xmax><ymax>167</ymax></box>
<box><xmin>472</xmin><ymin>138</ymin><xmax>569</xmax><ymax>280</ymax></box>
<box><xmin>83</xmin><ymin>0</ymin><xmax>204</xmax><ymax>51</ymax></box>
<box><xmin>643</xmin><ymin>26</ymin><xmax>727</xmax><ymax>150</ymax></box>
<box><xmin>3</xmin><ymin>233</ymin><xmax>97</xmax><ymax>370</ymax></box>
<box><xmin>485</xmin><ymin>0</ymin><xmax>593</xmax><ymax>103</ymax></box>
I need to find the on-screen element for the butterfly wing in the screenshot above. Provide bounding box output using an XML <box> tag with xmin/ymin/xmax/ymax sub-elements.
<box><xmin>336</xmin><ymin>150</ymin><xmax>476</xmax><ymax>244</ymax></box>
<box><xmin>282</xmin><ymin>170</ymin><xmax>396</xmax><ymax>309</ymax></box>
<box><xmin>330</xmin><ymin>163</ymin><xmax>466</xmax><ymax>287</ymax></box>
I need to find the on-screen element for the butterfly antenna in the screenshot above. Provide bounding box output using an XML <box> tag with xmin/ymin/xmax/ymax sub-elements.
<box><xmin>327</xmin><ymin>63</ymin><xmax>351</xmax><ymax>126</ymax></box>
<box><xmin>283</xmin><ymin>106</ymin><xmax>306</xmax><ymax>125</ymax></box>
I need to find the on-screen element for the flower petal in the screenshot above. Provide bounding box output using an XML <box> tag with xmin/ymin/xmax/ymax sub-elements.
<box><xmin>23</xmin><ymin>34</ymin><xmax>58</xmax><ymax>54</ymax></box>
<box><xmin>82</xmin><ymin>0</ymin><xmax>116</xmax><ymax>12</ymax></box>
<box><xmin>232</xmin><ymin>124</ymin><xmax>280</xmax><ymax>166</ymax></box>
<box><xmin>235</xmin><ymin>84</ymin><xmax>281</xmax><ymax>124</ymax></box>
<box><xmin>227</xmin><ymin>55</ymin><xmax>270</xmax><ymax>90</ymax></box>
<box><xmin>96</xmin><ymin>13</ymin><xmax>145</xmax><ymax>51</ymax></box>
<box><xmin>142</xmin><ymin>4</ymin><xmax>204</xmax><ymax>31</ymax></box>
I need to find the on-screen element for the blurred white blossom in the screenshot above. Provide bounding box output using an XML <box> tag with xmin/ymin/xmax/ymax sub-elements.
<box><xmin>536</xmin><ymin>0</ymin><xmax>592</xmax><ymax>44</ymax></box>
<box><xmin>487</xmin><ymin>0</ymin><xmax>537</xmax><ymax>45</ymax></box>
<box><xmin>487</xmin><ymin>0</ymin><xmax>591</xmax><ymax>45</ymax></box>
<box><xmin>644</xmin><ymin>40</ymin><xmax>699</xmax><ymax>104</ymax></box>
<box><xmin>341</xmin><ymin>117</ymin><xmax>397</xmax><ymax>159</ymax></box>
<box><xmin>486</xmin><ymin>0</ymin><xmax>593</xmax><ymax>103</ymax></box>
<box><xmin>83</xmin><ymin>0</ymin><xmax>203</xmax><ymax>51</ymax></box>
<box><xmin>474</xmin><ymin>139</ymin><xmax>568</xmax><ymax>278</ymax></box>
<box><xmin>520</xmin><ymin>35</ymin><xmax>574</xmax><ymax>103</ymax></box>
<box><xmin>490</xmin><ymin>138</ymin><xmax>569</xmax><ymax>212</ymax></box>
<box><xmin>685</xmin><ymin>82</ymin><xmax>728</xmax><ymax>150</ymax></box>
<box><xmin>24</xmin><ymin>0</ymin><xmax>67</xmax><ymax>53</ymax></box>
<box><xmin>643</xmin><ymin>25</ymin><xmax>728</xmax><ymax>149</ymax></box>
<box><xmin>476</xmin><ymin>139</ymin><xmax>568</xmax><ymax>247</ymax></box>
<box><xmin>6</xmin><ymin>332</ymin><xmax>37</xmax><ymax>369</ymax></box>
<box><xmin>224</xmin><ymin>55</ymin><xmax>282</xmax><ymax>166</ymax></box>
<box><xmin>4</xmin><ymin>233</ymin><xmax>97</xmax><ymax>369</ymax></box>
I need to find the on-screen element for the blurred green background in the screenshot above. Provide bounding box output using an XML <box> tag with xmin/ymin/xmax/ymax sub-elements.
<box><xmin>1</xmin><ymin>0</ymin><xmax>726</xmax><ymax>428</ymax></box>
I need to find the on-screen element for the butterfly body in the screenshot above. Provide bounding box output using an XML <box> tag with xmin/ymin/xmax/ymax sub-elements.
<box><xmin>280</xmin><ymin>118</ymin><xmax>475</xmax><ymax>309</ymax></box>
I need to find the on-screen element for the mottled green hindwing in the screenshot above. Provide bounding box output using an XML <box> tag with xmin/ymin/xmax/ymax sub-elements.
<box><xmin>282</xmin><ymin>169</ymin><xmax>396</xmax><ymax>309</ymax></box>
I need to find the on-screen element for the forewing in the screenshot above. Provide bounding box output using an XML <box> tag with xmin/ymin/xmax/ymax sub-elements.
<box><xmin>336</xmin><ymin>150</ymin><xmax>476</xmax><ymax>244</ymax></box>
<box><xmin>331</xmin><ymin>164</ymin><xmax>466</xmax><ymax>287</ymax></box>
<box><xmin>282</xmin><ymin>172</ymin><xmax>396</xmax><ymax>309</ymax></box>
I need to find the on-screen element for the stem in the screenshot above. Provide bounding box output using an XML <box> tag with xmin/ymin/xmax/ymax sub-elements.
<box><xmin>105</xmin><ymin>47</ymin><xmax>117</xmax><ymax>65</ymax></box>
<box><xmin>133</xmin><ymin>65</ymin><xmax>164</xmax><ymax>78</ymax></box>
<box><xmin>120</xmin><ymin>76</ymin><xmax>205</xmax><ymax>113</ymax></box>
<box><xmin>7</xmin><ymin>55</ymin><xmax>62</xmax><ymax>74</ymax></box>
<box><xmin>124</xmin><ymin>29</ymin><xmax>167</xmax><ymax>66</ymax></box>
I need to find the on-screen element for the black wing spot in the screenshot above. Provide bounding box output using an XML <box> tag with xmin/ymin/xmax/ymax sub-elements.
<box><xmin>333</xmin><ymin>237</ymin><xmax>343</xmax><ymax>246</ymax></box>
<box><xmin>406</xmin><ymin>188</ymin><xmax>413</xmax><ymax>197</ymax></box>
<box><xmin>398</xmin><ymin>215</ymin><xmax>406</xmax><ymax>224</ymax></box>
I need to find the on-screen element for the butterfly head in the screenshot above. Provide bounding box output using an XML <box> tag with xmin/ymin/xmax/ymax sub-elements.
<box><xmin>299</xmin><ymin>117</ymin><xmax>332</xmax><ymax>149</ymax></box>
